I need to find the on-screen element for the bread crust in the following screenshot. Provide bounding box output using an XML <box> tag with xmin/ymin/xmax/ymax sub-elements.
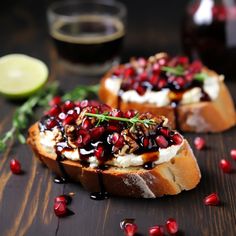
<box><xmin>27</xmin><ymin>123</ymin><xmax>201</xmax><ymax>198</ymax></box>
<box><xmin>99</xmin><ymin>69</ymin><xmax>235</xmax><ymax>132</ymax></box>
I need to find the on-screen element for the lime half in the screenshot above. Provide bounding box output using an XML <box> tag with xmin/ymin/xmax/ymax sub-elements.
<box><xmin>0</xmin><ymin>54</ymin><xmax>48</xmax><ymax>99</ymax></box>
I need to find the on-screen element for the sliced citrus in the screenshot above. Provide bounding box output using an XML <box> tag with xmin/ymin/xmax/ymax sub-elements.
<box><xmin>0</xmin><ymin>54</ymin><xmax>48</xmax><ymax>99</ymax></box>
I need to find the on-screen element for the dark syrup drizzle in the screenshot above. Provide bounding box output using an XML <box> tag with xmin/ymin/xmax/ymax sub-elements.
<box><xmin>90</xmin><ymin>169</ymin><xmax>109</xmax><ymax>200</ymax></box>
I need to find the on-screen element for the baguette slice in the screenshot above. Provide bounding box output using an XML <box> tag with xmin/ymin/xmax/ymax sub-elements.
<box><xmin>27</xmin><ymin>122</ymin><xmax>201</xmax><ymax>198</ymax></box>
<box><xmin>99</xmin><ymin>56</ymin><xmax>236</xmax><ymax>132</ymax></box>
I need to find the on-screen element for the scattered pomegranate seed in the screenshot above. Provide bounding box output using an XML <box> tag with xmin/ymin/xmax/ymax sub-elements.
<box><xmin>148</xmin><ymin>225</ymin><xmax>164</xmax><ymax>236</ymax></box>
<box><xmin>219</xmin><ymin>159</ymin><xmax>232</xmax><ymax>173</ymax></box>
<box><xmin>49</xmin><ymin>96</ymin><xmax>61</xmax><ymax>106</ymax></box>
<box><xmin>150</xmin><ymin>75</ymin><xmax>158</xmax><ymax>85</ymax></box>
<box><xmin>204</xmin><ymin>193</ymin><xmax>220</xmax><ymax>206</ymax></box>
<box><xmin>54</xmin><ymin>194</ymin><xmax>72</xmax><ymax>205</ymax></box>
<box><xmin>139</xmin><ymin>72</ymin><xmax>148</xmax><ymax>81</ymax></box>
<box><xmin>124</xmin><ymin>222</ymin><xmax>138</xmax><ymax>236</ymax></box>
<box><xmin>157</xmin><ymin>79</ymin><xmax>167</xmax><ymax>89</ymax></box>
<box><xmin>194</xmin><ymin>137</ymin><xmax>206</xmax><ymax>150</ymax></box>
<box><xmin>166</xmin><ymin>218</ymin><xmax>178</xmax><ymax>234</ymax></box>
<box><xmin>10</xmin><ymin>159</ymin><xmax>22</xmax><ymax>174</ymax></box>
<box><xmin>155</xmin><ymin>135</ymin><xmax>168</xmax><ymax>148</ymax></box>
<box><xmin>171</xmin><ymin>133</ymin><xmax>183</xmax><ymax>145</ymax></box>
<box><xmin>54</xmin><ymin>201</ymin><xmax>67</xmax><ymax>217</ymax></box>
<box><xmin>230</xmin><ymin>149</ymin><xmax>236</xmax><ymax>161</ymax></box>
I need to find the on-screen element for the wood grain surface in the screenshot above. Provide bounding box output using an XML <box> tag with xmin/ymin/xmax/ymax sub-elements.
<box><xmin>0</xmin><ymin>1</ymin><xmax>236</xmax><ymax>235</ymax></box>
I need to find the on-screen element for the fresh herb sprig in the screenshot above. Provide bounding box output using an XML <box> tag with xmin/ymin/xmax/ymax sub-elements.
<box><xmin>0</xmin><ymin>83</ymin><xmax>99</xmax><ymax>152</ymax></box>
<box><xmin>85</xmin><ymin>112</ymin><xmax>156</xmax><ymax>127</ymax></box>
<box><xmin>162</xmin><ymin>65</ymin><xmax>207</xmax><ymax>82</ymax></box>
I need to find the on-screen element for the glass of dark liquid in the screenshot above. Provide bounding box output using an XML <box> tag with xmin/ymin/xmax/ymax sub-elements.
<box><xmin>47</xmin><ymin>0</ymin><xmax>126</xmax><ymax>75</ymax></box>
<box><xmin>182</xmin><ymin>0</ymin><xmax>236</xmax><ymax>78</ymax></box>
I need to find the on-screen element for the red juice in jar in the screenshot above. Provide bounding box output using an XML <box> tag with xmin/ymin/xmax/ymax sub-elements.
<box><xmin>182</xmin><ymin>0</ymin><xmax>236</xmax><ymax>78</ymax></box>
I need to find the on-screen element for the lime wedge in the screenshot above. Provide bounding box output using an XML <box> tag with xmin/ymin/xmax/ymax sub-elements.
<box><xmin>0</xmin><ymin>54</ymin><xmax>48</xmax><ymax>99</ymax></box>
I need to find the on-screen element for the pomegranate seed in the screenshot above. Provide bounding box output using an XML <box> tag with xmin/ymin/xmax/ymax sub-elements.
<box><xmin>166</xmin><ymin>218</ymin><xmax>178</xmax><ymax>234</ymax></box>
<box><xmin>63</xmin><ymin>115</ymin><xmax>75</xmax><ymax>126</ymax></box>
<box><xmin>155</xmin><ymin>135</ymin><xmax>168</xmax><ymax>148</ymax></box>
<box><xmin>152</xmin><ymin>63</ymin><xmax>161</xmax><ymax>74</ymax></box>
<box><xmin>10</xmin><ymin>159</ymin><xmax>21</xmax><ymax>174</ymax></box>
<box><xmin>113</xmin><ymin>67</ymin><xmax>123</xmax><ymax>76</ymax></box>
<box><xmin>58</xmin><ymin>112</ymin><xmax>66</xmax><ymax>120</ymax></box>
<box><xmin>124</xmin><ymin>67</ymin><xmax>135</xmax><ymax>77</ymax></box>
<box><xmin>67</xmin><ymin>109</ymin><xmax>79</xmax><ymax>120</ymax></box>
<box><xmin>107</xmin><ymin>124</ymin><xmax>119</xmax><ymax>132</ymax></box>
<box><xmin>139</xmin><ymin>72</ymin><xmax>148</xmax><ymax>81</ymax></box>
<box><xmin>124</xmin><ymin>110</ymin><xmax>137</xmax><ymax>118</ymax></box>
<box><xmin>80</xmin><ymin>100</ymin><xmax>89</xmax><ymax>108</ymax></box>
<box><xmin>230</xmin><ymin>149</ymin><xmax>236</xmax><ymax>161</ymax></box>
<box><xmin>171</xmin><ymin>133</ymin><xmax>183</xmax><ymax>145</ymax></box>
<box><xmin>194</xmin><ymin>137</ymin><xmax>206</xmax><ymax>150</ymax></box>
<box><xmin>54</xmin><ymin>194</ymin><xmax>72</xmax><ymax>205</ymax></box>
<box><xmin>46</xmin><ymin>118</ymin><xmax>58</xmax><ymax>129</ymax></box>
<box><xmin>177</xmin><ymin>56</ymin><xmax>189</xmax><ymax>65</ymax></box>
<box><xmin>55</xmin><ymin>195</ymin><xmax>67</xmax><ymax>204</ymax></box>
<box><xmin>204</xmin><ymin>193</ymin><xmax>220</xmax><ymax>206</ymax></box>
<box><xmin>63</xmin><ymin>100</ymin><xmax>75</xmax><ymax>112</ymax></box>
<box><xmin>158</xmin><ymin>127</ymin><xmax>170</xmax><ymax>137</ymax></box>
<box><xmin>77</xmin><ymin>129</ymin><xmax>91</xmax><ymax>147</ymax></box>
<box><xmin>124</xmin><ymin>223</ymin><xmax>138</xmax><ymax>236</ymax></box>
<box><xmin>111</xmin><ymin>109</ymin><xmax>123</xmax><ymax>117</ymax></box>
<box><xmin>142</xmin><ymin>136</ymin><xmax>150</xmax><ymax>148</ymax></box>
<box><xmin>47</xmin><ymin>105</ymin><xmax>61</xmax><ymax>117</ymax></box>
<box><xmin>138</xmin><ymin>57</ymin><xmax>147</xmax><ymax>67</ymax></box>
<box><xmin>95</xmin><ymin>145</ymin><xmax>105</xmax><ymax>160</ymax></box>
<box><xmin>91</xmin><ymin>107</ymin><xmax>98</xmax><ymax>114</ymax></box>
<box><xmin>219</xmin><ymin>159</ymin><xmax>232</xmax><ymax>173</ymax></box>
<box><xmin>114</xmin><ymin>136</ymin><xmax>124</xmax><ymax>148</ymax></box>
<box><xmin>49</xmin><ymin>96</ymin><xmax>61</xmax><ymax>106</ymax></box>
<box><xmin>54</xmin><ymin>201</ymin><xmax>67</xmax><ymax>217</ymax></box>
<box><xmin>174</xmin><ymin>77</ymin><xmax>185</xmax><ymax>88</ymax></box>
<box><xmin>158</xmin><ymin>58</ymin><xmax>167</xmax><ymax>66</ymax></box>
<box><xmin>148</xmin><ymin>225</ymin><xmax>164</xmax><ymax>236</ymax></box>
<box><xmin>88</xmin><ymin>100</ymin><xmax>100</xmax><ymax>107</ymax></box>
<box><xmin>190</xmin><ymin>60</ymin><xmax>202</xmax><ymax>73</ymax></box>
<box><xmin>90</xmin><ymin>127</ymin><xmax>105</xmax><ymax>140</ymax></box>
<box><xmin>150</xmin><ymin>75</ymin><xmax>158</xmax><ymax>85</ymax></box>
<box><xmin>82</xmin><ymin>118</ymin><xmax>92</xmax><ymax>129</ymax></box>
<box><xmin>157</xmin><ymin>79</ymin><xmax>167</xmax><ymax>89</ymax></box>
<box><xmin>136</xmin><ymin>85</ymin><xmax>146</xmax><ymax>95</ymax></box>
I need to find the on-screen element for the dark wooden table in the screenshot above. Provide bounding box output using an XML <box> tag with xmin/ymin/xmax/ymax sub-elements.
<box><xmin>0</xmin><ymin>1</ymin><xmax>236</xmax><ymax>235</ymax></box>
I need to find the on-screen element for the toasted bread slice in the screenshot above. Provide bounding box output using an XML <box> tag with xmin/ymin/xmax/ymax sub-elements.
<box><xmin>27</xmin><ymin>123</ymin><xmax>201</xmax><ymax>198</ymax></box>
<box><xmin>99</xmin><ymin>59</ymin><xmax>235</xmax><ymax>132</ymax></box>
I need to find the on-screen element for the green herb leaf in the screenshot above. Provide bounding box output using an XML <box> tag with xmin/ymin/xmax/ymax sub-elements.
<box><xmin>85</xmin><ymin>112</ymin><xmax>156</xmax><ymax>127</ymax></box>
<box><xmin>161</xmin><ymin>65</ymin><xmax>185</xmax><ymax>76</ymax></box>
<box><xmin>194</xmin><ymin>72</ymin><xmax>208</xmax><ymax>82</ymax></box>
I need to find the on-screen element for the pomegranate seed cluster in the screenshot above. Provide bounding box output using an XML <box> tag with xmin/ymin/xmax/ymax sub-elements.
<box><xmin>39</xmin><ymin>100</ymin><xmax>183</xmax><ymax>167</ymax></box>
<box><xmin>112</xmin><ymin>53</ymin><xmax>208</xmax><ymax>97</ymax></box>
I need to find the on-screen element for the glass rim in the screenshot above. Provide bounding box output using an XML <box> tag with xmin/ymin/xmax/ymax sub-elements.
<box><xmin>47</xmin><ymin>0</ymin><xmax>127</xmax><ymax>19</ymax></box>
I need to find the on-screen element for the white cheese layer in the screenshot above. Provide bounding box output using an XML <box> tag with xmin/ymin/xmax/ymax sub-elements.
<box><xmin>40</xmin><ymin>131</ymin><xmax>183</xmax><ymax>168</ymax></box>
<box><xmin>105</xmin><ymin>75</ymin><xmax>220</xmax><ymax>106</ymax></box>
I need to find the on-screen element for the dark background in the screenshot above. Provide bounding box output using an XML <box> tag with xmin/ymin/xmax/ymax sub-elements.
<box><xmin>0</xmin><ymin>0</ymin><xmax>189</xmax><ymax>61</ymax></box>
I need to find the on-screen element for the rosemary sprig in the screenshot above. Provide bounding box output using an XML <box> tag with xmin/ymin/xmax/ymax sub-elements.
<box><xmin>161</xmin><ymin>65</ymin><xmax>207</xmax><ymax>82</ymax></box>
<box><xmin>0</xmin><ymin>83</ymin><xmax>99</xmax><ymax>152</ymax></box>
<box><xmin>85</xmin><ymin>112</ymin><xmax>156</xmax><ymax>127</ymax></box>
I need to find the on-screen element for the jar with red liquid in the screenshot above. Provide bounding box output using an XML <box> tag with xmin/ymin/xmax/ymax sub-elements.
<box><xmin>182</xmin><ymin>0</ymin><xmax>236</xmax><ymax>78</ymax></box>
